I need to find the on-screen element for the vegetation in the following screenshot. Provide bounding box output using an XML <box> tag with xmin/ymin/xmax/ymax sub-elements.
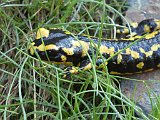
<box><xmin>0</xmin><ymin>0</ymin><xmax>159</xmax><ymax>119</ymax></box>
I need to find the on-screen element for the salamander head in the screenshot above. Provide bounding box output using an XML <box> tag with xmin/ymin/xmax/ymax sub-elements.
<box><xmin>28</xmin><ymin>28</ymin><xmax>85</xmax><ymax>64</ymax></box>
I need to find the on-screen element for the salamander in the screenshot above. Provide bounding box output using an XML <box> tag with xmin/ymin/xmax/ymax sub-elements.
<box><xmin>28</xmin><ymin>19</ymin><xmax>160</xmax><ymax>76</ymax></box>
<box><xmin>117</xmin><ymin>19</ymin><xmax>160</xmax><ymax>37</ymax></box>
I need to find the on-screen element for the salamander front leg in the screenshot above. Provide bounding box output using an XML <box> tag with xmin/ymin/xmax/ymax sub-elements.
<box><xmin>79</xmin><ymin>57</ymin><xmax>107</xmax><ymax>72</ymax></box>
<box><xmin>63</xmin><ymin>57</ymin><xmax>108</xmax><ymax>77</ymax></box>
<box><xmin>63</xmin><ymin>59</ymin><xmax>92</xmax><ymax>77</ymax></box>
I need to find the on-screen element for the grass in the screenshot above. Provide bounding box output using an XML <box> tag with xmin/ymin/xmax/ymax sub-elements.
<box><xmin>0</xmin><ymin>0</ymin><xmax>160</xmax><ymax>119</ymax></box>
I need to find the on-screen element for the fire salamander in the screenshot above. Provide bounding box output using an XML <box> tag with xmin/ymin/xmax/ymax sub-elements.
<box><xmin>28</xmin><ymin>19</ymin><xmax>160</xmax><ymax>76</ymax></box>
<box><xmin>117</xmin><ymin>19</ymin><xmax>160</xmax><ymax>37</ymax></box>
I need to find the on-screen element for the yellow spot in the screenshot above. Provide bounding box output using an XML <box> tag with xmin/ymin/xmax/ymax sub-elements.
<box><xmin>125</xmin><ymin>48</ymin><xmax>131</xmax><ymax>54</ymax></box>
<box><xmin>62</xmin><ymin>48</ymin><xmax>74</xmax><ymax>55</ymax></box>
<box><xmin>116</xmin><ymin>29</ymin><xmax>121</xmax><ymax>33</ymax></box>
<box><xmin>139</xmin><ymin>48</ymin><xmax>145</xmax><ymax>53</ymax></box>
<box><xmin>37</xmin><ymin>44</ymin><xmax>46</xmax><ymax>51</ymax></box>
<box><xmin>61</xmin><ymin>55</ymin><xmax>67</xmax><ymax>62</ymax></box>
<box><xmin>37</xmin><ymin>44</ymin><xmax>58</xmax><ymax>51</ymax></box>
<box><xmin>132</xmin><ymin>35</ymin><xmax>142</xmax><ymax>39</ymax></box>
<box><xmin>83</xmin><ymin>63</ymin><xmax>92</xmax><ymax>71</ymax></box>
<box><xmin>81</xmin><ymin>42</ymin><xmax>89</xmax><ymax>57</ymax></box>
<box><xmin>117</xmin><ymin>54</ymin><xmax>122</xmax><ymax>64</ymax></box>
<box><xmin>36</xmin><ymin>28</ymin><xmax>49</xmax><ymax>39</ymax></box>
<box><xmin>136</xmin><ymin>62</ymin><xmax>144</xmax><ymax>69</ymax></box>
<box><xmin>131</xmin><ymin>50</ymin><xmax>140</xmax><ymax>59</ymax></box>
<box><xmin>157</xmin><ymin>64</ymin><xmax>160</xmax><ymax>67</ymax></box>
<box><xmin>72</xmin><ymin>41</ymin><xmax>81</xmax><ymax>47</ymax></box>
<box><xmin>45</xmin><ymin>44</ymin><xmax>59</xmax><ymax>50</ymax></box>
<box><xmin>30</xmin><ymin>44</ymin><xmax>59</xmax><ymax>56</ymax></box>
<box><xmin>28</xmin><ymin>42</ymin><xmax>35</xmax><ymax>49</ymax></box>
<box><xmin>131</xmin><ymin>22</ymin><xmax>138</xmax><ymax>28</ymax></box>
<box><xmin>28</xmin><ymin>42</ymin><xmax>35</xmax><ymax>55</ymax></box>
<box><xmin>145</xmin><ymin>51</ymin><xmax>153</xmax><ymax>57</ymax></box>
<box><xmin>145</xmin><ymin>31</ymin><xmax>158</xmax><ymax>39</ymax></box>
<box><xmin>69</xmin><ymin>67</ymin><xmax>78</xmax><ymax>74</ymax></box>
<box><xmin>29</xmin><ymin>44</ymin><xmax>47</xmax><ymax>55</ymax></box>
<box><xmin>100</xmin><ymin>45</ymin><xmax>109</xmax><ymax>53</ymax></box>
<box><xmin>144</xmin><ymin>25</ymin><xmax>150</xmax><ymax>32</ymax></box>
<box><xmin>139</xmin><ymin>48</ymin><xmax>153</xmax><ymax>57</ymax></box>
<box><xmin>72</xmin><ymin>40</ymin><xmax>89</xmax><ymax>57</ymax></box>
<box><xmin>108</xmin><ymin>47</ymin><xmax>115</xmax><ymax>56</ymax></box>
<box><xmin>126</xmin><ymin>48</ymin><xmax>140</xmax><ymax>59</ymax></box>
<box><xmin>154</xmin><ymin>19</ymin><xmax>160</xmax><ymax>30</ymax></box>
<box><xmin>122</xmin><ymin>28</ymin><xmax>129</xmax><ymax>33</ymax></box>
<box><xmin>116</xmin><ymin>28</ymin><xmax>129</xmax><ymax>34</ymax></box>
<box><xmin>151</xmin><ymin>44</ymin><xmax>160</xmax><ymax>51</ymax></box>
<box><xmin>110</xmin><ymin>71</ymin><xmax>122</xmax><ymax>75</ymax></box>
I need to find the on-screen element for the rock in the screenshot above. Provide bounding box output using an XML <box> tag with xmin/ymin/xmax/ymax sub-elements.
<box><xmin>121</xmin><ymin>0</ymin><xmax>160</xmax><ymax>116</ymax></box>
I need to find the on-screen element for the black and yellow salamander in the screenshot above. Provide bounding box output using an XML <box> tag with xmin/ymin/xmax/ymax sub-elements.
<box><xmin>28</xmin><ymin>19</ymin><xmax>160</xmax><ymax>76</ymax></box>
<box><xmin>117</xmin><ymin>19</ymin><xmax>160</xmax><ymax>37</ymax></box>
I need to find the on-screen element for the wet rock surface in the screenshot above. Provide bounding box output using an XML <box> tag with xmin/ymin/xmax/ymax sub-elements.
<box><xmin>121</xmin><ymin>0</ymin><xmax>160</xmax><ymax>116</ymax></box>
<box><xmin>126</xmin><ymin>0</ymin><xmax>160</xmax><ymax>22</ymax></box>
<box><xmin>121</xmin><ymin>70</ymin><xmax>160</xmax><ymax>114</ymax></box>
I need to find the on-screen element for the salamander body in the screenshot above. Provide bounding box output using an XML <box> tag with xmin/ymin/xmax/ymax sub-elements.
<box><xmin>28</xmin><ymin>19</ymin><xmax>160</xmax><ymax>75</ymax></box>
